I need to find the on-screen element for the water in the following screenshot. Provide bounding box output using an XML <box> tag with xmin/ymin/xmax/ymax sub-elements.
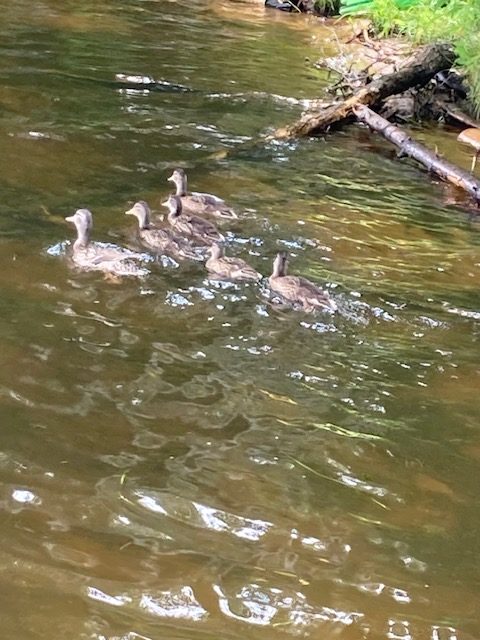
<box><xmin>0</xmin><ymin>1</ymin><xmax>479</xmax><ymax>638</ymax></box>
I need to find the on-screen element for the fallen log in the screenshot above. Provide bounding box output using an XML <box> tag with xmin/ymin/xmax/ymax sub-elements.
<box><xmin>274</xmin><ymin>43</ymin><xmax>455</xmax><ymax>139</ymax></box>
<box><xmin>353</xmin><ymin>104</ymin><xmax>480</xmax><ymax>204</ymax></box>
<box><xmin>433</xmin><ymin>98</ymin><xmax>480</xmax><ymax>129</ymax></box>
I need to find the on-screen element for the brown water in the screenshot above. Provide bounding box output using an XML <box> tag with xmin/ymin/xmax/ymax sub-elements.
<box><xmin>1</xmin><ymin>1</ymin><xmax>479</xmax><ymax>638</ymax></box>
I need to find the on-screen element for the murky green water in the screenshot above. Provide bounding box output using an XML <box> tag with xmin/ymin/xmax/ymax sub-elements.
<box><xmin>1</xmin><ymin>1</ymin><xmax>479</xmax><ymax>638</ymax></box>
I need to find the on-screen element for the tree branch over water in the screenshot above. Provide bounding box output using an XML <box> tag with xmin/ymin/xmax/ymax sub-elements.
<box><xmin>274</xmin><ymin>43</ymin><xmax>455</xmax><ymax>138</ymax></box>
<box><xmin>353</xmin><ymin>104</ymin><xmax>480</xmax><ymax>204</ymax></box>
<box><xmin>271</xmin><ymin>42</ymin><xmax>480</xmax><ymax>204</ymax></box>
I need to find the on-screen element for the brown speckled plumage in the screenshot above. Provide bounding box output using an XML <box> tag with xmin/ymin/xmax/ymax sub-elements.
<box><xmin>162</xmin><ymin>195</ymin><xmax>224</xmax><ymax>246</ymax></box>
<box><xmin>65</xmin><ymin>209</ymin><xmax>150</xmax><ymax>277</ymax></box>
<box><xmin>168</xmin><ymin>168</ymin><xmax>237</xmax><ymax>219</ymax></box>
<box><xmin>125</xmin><ymin>200</ymin><xmax>198</xmax><ymax>260</ymax></box>
<box><xmin>269</xmin><ymin>251</ymin><xmax>337</xmax><ymax>313</ymax></box>
<box><xmin>206</xmin><ymin>243</ymin><xmax>262</xmax><ymax>282</ymax></box>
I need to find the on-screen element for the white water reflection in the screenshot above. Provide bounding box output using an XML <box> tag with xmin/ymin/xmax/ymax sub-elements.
<box><xmin>139</xmin><ymin>588</ymin><xmax>207</xmax><ymax>621</ymax></box>
<box><xmin>0</xmin><ymin>1</ymin><xmax>479</xmax><ymax>639</ymax></box>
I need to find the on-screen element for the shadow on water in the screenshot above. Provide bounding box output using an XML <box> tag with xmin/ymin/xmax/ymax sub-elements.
<box><xmin>0</xmin><ymin>0</ymin><xmax>479</xmax><ymax>638</ymax></box>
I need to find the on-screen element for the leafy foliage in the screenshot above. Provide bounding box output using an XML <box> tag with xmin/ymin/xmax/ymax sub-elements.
<box><xmin>339</xmin><ymin>0</ymin><xmax>480</xmax><ymax>113</ymax></box>
<box><xmin>339</xmin><ymin>0</ymin><xmax>416</xmax><ymax>17</ymax></box>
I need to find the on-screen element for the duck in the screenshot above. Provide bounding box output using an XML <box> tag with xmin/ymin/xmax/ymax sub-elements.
<box><xmin>162</xmin><ymin>195</ymin><xmax>225</xmax><ymax>246</ymax></box>
<box><xmin>206</xmin><ymin>243</ymin><xmax>262</xmax><ymax>282</ymax></box>
<box><xmin>125</xmin><ymin>200</ymin><xmax>199</xmax><ymax>260</ymax></box>
<box><xmin>269</xmin><ymin>251</ymin><xmax>337</xmax><ymax>313</ymax></box>
<box><xmin>168</xmin><ymin>168</ymin><xmax>237</xmax><ymax>219</ymax></box>
<box><xmin>65</xmin><ymin>209</ymin><xmax>151</xmax><ymax>277</ymax></box>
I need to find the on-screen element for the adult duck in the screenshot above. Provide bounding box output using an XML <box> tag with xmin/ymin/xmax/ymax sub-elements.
<box><xmin>168</xmin><ymin>168</ymin><xmax>237</xmax><ymax>219</ymax></box>
<box><xmin>206</xmin><ymin>243</ymin><xmax>262</xmax><ymax>282</ymax></box>
<box><xmin>65</xmin><ymin>209</ymin><xmax>151</xmax><ymax>277</ymax></box>
<box><xmin>162</xmin><ymin>195</ymin><xmax>224</xmax><ymax>246</ymax></box>
<box><xmin>125</xmin><ymin>200</ymin><xmax>198</xmax><ymax>260</ymax></box>
<box><xmin>269</xmin><ymin>251</ymin><xmax>337</xmax><ymax>313</ymax></box>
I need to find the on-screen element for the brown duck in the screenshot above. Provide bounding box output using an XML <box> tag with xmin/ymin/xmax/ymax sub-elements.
<box><xmin>125</xmin><ymin>200</ymin><xmax>198</xmax><ymax>260</ymax></box>
<box><xmin>206</xmin><ymin>243</ymin><xmax>262</xmax><ymax>282</ymax></box>
<box><xmin>162</xmin><ymin>195</ymin><xmax>224</xmax><ymax>246</ymax></box>
<box><xmin>65</xmin><ymin>209</ymin><xmax>151</xmax><ymax>277</ymax></box>
<box><xmin>269</xmin><ymin>251</ymin><xmax>337</xmax><ymax>313</ymax></box>
<box><xmin>168</xmin><ymin>168</ymin><xmax>237</xmax><ymax>219</ymax></box>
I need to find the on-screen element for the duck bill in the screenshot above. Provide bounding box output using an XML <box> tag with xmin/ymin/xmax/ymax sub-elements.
<box><xmin>161</xmin><ymin>200</ymin><xmax>170</xmax><ymax>207</ymax></box>
<box><xmin>65</xmin><ymin>215</ymin><xmax>75</xmax><ymax>223</ymax></box>
<box><xmin>124</xmin><ymin>207</ymin><xmax>135</xmax><ymax>216</ymax></box>
<box><xmin>167</xmin><ymin>174</ymin><xmax>175</xmax><ymax>182</ymax></box>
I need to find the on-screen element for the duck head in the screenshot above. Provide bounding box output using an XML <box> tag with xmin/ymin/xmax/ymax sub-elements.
<box><xmin>272</xmin><ymin>251</ymin><xmax>288</xmax><ymax>278</ymax></box>
<box><xmin>125</xmin><ymin>201</ymin><xmax>151</xmax><ymax>229</ymax></box>
<box><xmin>161</xmin><ymin>194</ymin><xmax>183</xmax><ymax>219</ymax></box>
<box><xmin>167</xmin><ymin>168</ymin><xmax>187</xmax><ymax>197</ymax></box>
<box><xmin>65</xmin><ymin>209</ymin><xmax>93</xmax><ymax>250</ymax></box>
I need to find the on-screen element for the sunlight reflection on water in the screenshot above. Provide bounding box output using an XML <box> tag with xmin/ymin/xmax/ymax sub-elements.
<box><xmin>0</xmin><ymin>0</ymin><xmax>478</xmax><ymax>639</ymax></box>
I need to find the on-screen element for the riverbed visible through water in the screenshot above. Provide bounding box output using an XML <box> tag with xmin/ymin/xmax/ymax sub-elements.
<box><xmin>0</xmin><ymin>1</ymin><xmax>479</xmax><ymax>638</ymax></box>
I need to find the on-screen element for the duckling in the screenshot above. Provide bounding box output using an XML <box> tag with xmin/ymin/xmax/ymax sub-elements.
<box><xmin>206</xmin><ymin>243</ymin><xmax>262</xmax><ymax>282</ymax></box>
<box><xmin>168</xmin><ymin>168</ymin><xmax>237</xmax><ymax>219</ymax></box>
<box><xmin>269</xmin><ymin>251</ymin><xmax>337</xmax><ymax>313</ymax></box>
<box><xmin>162</xmin><ymin>195</ymin><xmax>224</xmax><ymax>246</ymax></box>
<box><xmin>125</xmin><ymin>200</ymin><xmax>199</xmax><ymax>260</ymax></box>
<box><xmin>65</xmin><ymin>209</ymin><xmax>150</xmax><ymax>277</ymax></box>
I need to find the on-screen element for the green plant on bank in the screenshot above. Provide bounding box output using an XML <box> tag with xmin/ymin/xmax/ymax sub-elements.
<box><xmin>339</xmin><ymin>0</ymin><xmax>416</xmax><ymax>17</ymax></box>
<box><xmin>340</xmin><ymin>0</ymin><xmax>480</xmax><ymax>113</ymax></box>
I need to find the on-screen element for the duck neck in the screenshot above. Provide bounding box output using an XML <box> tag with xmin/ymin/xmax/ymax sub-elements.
<box><xmin>176</xmin><ymin>174</ymin><xmax>187</xmax><ymax>197</ymax></box>
<box><xmin>210</xmin><ymin>245</ymin><xmax>223</xmax><ymax>260</ymax></box>
<box><xmin>168</xmin><ymin>198</ymin><xmax>182</xmax><ymax>220</ymax></box>
<box><xmin>272</xmin><ymin>257</ymin><xmax>287</xmax><ymax>278</ymax></box>
<box><xmin>139</xmin><ymin>207</ymin><xmax>151</xmax><ymax>230</ymax></box>
<box><xmin>168</xmin><ymin>207</ymin><xmax>179</xmax><ymax>221</ymax></box>
<box><xmin>73</xmin><ymin>227</ymin><xmax>89</xmax><ymax>251</ymax></box>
